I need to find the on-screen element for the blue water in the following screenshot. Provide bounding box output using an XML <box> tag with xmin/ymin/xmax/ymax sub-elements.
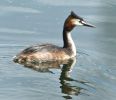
<box><xmin>0</xmin><ymin>0</ymin><xmax>116</xmax><ymax>100</ymax></box>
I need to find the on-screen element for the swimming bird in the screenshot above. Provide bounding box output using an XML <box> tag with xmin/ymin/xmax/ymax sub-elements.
<box><xmin>13</xmin><ymin>11</ymin><xmax>95</xmax><ymax>64</ymax></box>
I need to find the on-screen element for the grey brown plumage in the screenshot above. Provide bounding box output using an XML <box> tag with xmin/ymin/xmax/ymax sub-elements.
<box><xmin>13</xmin><ymin>11</ymin><xmax>95</xmax><ymax>64</ymax></box>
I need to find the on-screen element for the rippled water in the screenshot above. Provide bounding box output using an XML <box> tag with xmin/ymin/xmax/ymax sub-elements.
<box><xmin>0</xmin><ymin>0</ymin><xmax>116</xmax><ymax>100</ymax></box>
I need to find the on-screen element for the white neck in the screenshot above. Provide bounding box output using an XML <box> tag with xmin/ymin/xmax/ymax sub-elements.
<box><xmin>63</xmin><ymin>31</ymin><xmax>76</xmax><ymax>57</ymax></box>
<box><xmin>67</xmin><ymin>33</ymin><xmax>76</xmax><ymax>56</ymax></box>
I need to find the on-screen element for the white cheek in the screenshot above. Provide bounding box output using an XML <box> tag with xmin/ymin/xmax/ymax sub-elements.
<box><xmin>74</xmin><ymin>20</ymin><xmax>83</xmax><ymax>26</ymax></box>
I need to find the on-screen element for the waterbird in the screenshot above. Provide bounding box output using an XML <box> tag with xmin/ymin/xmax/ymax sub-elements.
<box><xmin>13</xmin><ymin>11</ymin><xmax>95</xmax><ymax>64</ymax></box>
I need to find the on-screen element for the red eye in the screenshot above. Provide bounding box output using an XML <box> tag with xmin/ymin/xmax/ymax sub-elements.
<box><xmin>79</xmin><ymin>20</ymin><xmax>83</xmax><ymax>23</ymax></box>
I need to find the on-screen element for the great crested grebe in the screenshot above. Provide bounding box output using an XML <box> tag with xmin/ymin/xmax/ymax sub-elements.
<box><xmin>13</xmin><ymin>11</ymin><xmax>95</xmax><ymax>64</ymax></box>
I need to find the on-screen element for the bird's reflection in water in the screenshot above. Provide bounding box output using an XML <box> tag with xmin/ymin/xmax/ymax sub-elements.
<box><xmin>21</xmin><ymin>59</ymin><xmax>71</xmax><ymax>73</ymax></box>
<box><xmin>59</xmin><ymin>58</ymin><xmax>89</xmax><ymax>99</ymax></box>
<box><xmin>18</xmin><ymin>58</ymin><xmax>89</xmax><ymax>99</ymax></box>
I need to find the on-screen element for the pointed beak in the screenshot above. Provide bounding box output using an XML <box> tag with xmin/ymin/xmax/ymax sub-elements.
<box><xmin>81</xmin><ymin>20</ymin><xmax>95</xmax><ymax>28</ymax></box>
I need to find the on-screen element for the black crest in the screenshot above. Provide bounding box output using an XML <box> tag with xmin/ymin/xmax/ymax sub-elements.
<box><xmin>70</xmin><ymin>11</ymin><xmax>83</xmax><ymax>20</ymax></box>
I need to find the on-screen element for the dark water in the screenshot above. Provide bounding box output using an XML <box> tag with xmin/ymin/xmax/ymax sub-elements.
<box><xmin>0</xmin><ymin>0</ymin><xmax>116</xmax><ymax>100</ymax></box>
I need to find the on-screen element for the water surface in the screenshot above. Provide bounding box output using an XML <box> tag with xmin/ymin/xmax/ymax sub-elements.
<box><xmin>0</xmin><ymin>0</ymin><xmax>116</xmax><ymax>100</ymax></box>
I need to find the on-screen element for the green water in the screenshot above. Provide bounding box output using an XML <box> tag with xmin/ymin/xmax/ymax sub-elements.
<box><xmin>0</xmin><ymin>0</ymin><xmax>116</xmax><ymax>100</ymax></box>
